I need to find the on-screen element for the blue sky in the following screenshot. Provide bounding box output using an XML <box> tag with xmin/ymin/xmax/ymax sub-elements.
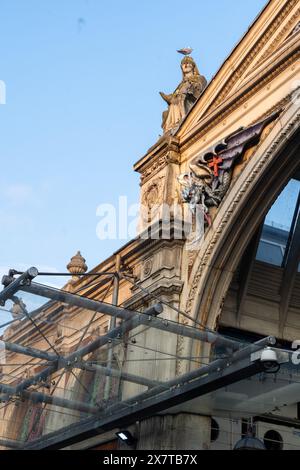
<box><xmin>0</xmin><ymin>0</ymin><xmax>267</xmax><ymax>295</ymax></box>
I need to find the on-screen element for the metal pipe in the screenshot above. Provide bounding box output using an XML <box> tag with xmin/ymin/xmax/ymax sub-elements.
<box><xmin>9</xmin><ymin>276</ymin><xmax>241</xmax><ymax>395</ymax></box>
<box><xmin>0</xmin><ymin>439</ymin><xmax>23</xmax><ymax>450</ymax></box>
<box><xmin>3</xmin><ymin>340</ymin><xmax>58</xmax><ymax>362</ymax></box>
<box><xmin>21</xmin><ymin>281</ymin><xmax>240</xmax><ymax>349</ymax></box>
<box><xmin>13</xmin><ymin>335</ymin><xmax>273</xmax><ymax>431</ymax></box>
<box><xmin>21</xmin><ymin>389</ymin><xmax>98</xmax><ymax>414</ymax></box>
<box><xmin>77</xmin><ymin>362</ymin><xmax>160</xmax><ymax>389</ymax></box>
<box><xmin>13</xmin><ymin>304</ymin><xmax>163</xmax><ymax>394</ymax></box>
<box><xmin>23</xmin><ymin>337</ymin><xmax>277</xmax><ymax>450</ymax></box>
<box><xmin>8</xmin><ymin>299</ymin><xmax>240</xmax><ymax>397</ymax></box>
<box><xmin>0</xmin><ymin>382</ymin><xmax>98</xmax><ymax>415</ymax></box>
<box><xmin>104</xmin><ymin>335</ymin><xmax>276</xmax><ymax>414</ymax></box>
<box><xmin>104</xmin><ymin>254</ymin><xmax>121</xmax><ymax>400</ymax></box>
<box><xmin>3</xmin><ymin>339</ymin><xmax>158</xmax><ymax>390</ymax></box>
<box><xmin>0</xmin><ymin>267</ymin><xmax>38</xmax><ymax>306</ymax></box>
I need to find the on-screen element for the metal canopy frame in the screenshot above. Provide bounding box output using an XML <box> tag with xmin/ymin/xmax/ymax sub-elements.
<box><xmin>24</xmin><ymin>354</ymin><xmax>267</xmax><ymax>449</ymax></box>
<box><xmin>0</xmin><ymin>268</ymin><xmax>276</xmax><ymax>450</ymax></box>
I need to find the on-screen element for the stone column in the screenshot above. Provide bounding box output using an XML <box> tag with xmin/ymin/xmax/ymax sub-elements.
<box><xmin>137</xmin><ymin>414</ymin><xmax>211</xmax><ymax>450</ymax></box>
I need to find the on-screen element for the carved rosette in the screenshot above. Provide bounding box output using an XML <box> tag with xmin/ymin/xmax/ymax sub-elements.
<box><xmin>143</xmin><ymin>258</ymin><xmax>153</xmax><ymax>279</ymax></box>
<box><xmin>141</xmin><ymin>177</ymin><xmax>165</xmax><ymax>213</ymax></box>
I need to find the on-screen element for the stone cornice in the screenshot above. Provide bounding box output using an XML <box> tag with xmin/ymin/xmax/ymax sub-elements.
<box><xmin>177</xmin><ymin>0</ymin><xmax>297</xmax><ymax>138</ymax></box>
<box><xmin>228</xmin><ymin>25</ymin><xmax>300</xmax><ymax>100</ymax></box>
<box><xmin>123</xmin><ymin>279</ymin><xmax>184</xmax><ymax>311</ymax></box>
<box><xmin>209</xmin><ymin>0</ymin><xmax>298</xmax><ymax>111</ymax></box>
<box><xmin>257</xmin><ymin>4</ymin><xmax>300</xmax><ymax>65</ymax></box>
<box><xmin>134</xmin><ymin>135</ymin><xmax>180</xmax><ymax>185</ymax></box>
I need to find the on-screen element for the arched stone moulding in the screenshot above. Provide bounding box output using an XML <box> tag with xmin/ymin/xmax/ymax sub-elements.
<box><xmin>181</xmin><ymin>101</ymin><xmax>300</xmax><ymax>339</ymax></box>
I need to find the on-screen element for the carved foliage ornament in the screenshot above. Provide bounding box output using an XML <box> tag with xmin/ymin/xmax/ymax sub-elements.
<box><xmin>178</xmin><ymin>112</ymin><xmax>280</xmax><ymax>227</ymax></box>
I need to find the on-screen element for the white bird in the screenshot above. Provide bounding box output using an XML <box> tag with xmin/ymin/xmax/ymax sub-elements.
<box><xmin>177</xmin><ymin>47</ymin><xmax>193</xmax><ymax>56</ymax></box>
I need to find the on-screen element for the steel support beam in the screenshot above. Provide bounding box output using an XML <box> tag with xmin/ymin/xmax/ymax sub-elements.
<box><xmin>21</xmin><ymin>281</ymin><xmax>241</xmax><ymax>349</ymax></box>
<box><xmin>2</xmin><ymin>340</ymin><xmax>58</xmax><ymax>362</ymax></box>
<box><xmin>102</xmin><ymin>335</ymin><xmax>276</xmax><ymax>415</ymax></box>
<box><xmin>0</xmin><ymin>438</ymin><xmax>23</xmax><ymax>450</ymax></box>
<box><xmin>77</xmin><ymin>362</ymin><xmax>160</xmax><ymax>389</ymax></box>
<box><xmin>12</xmin><ymin>303</ymin><xmax>164</xmax><ymax>394</ymax></box>
<box><xmin>12</xmin><ymin>310</ymin><xmax>241</xmax><ymax>397</ymax></box>
<box><xmin>0</xmin><ymin>382</ymin><xmax>98</xmax><ymax>415</ymax></box>
<box><xmin>3</xmin><ymin>275</ymin><xmax>255</xmax><ymax>399</ymax></box>
<box><xmin>23</xmin><ymin>337</ymin><xmax>275</xmax><ymax>450</ymax></box>
<box><xmin>2</xmin><ymin>343</ymin><xmax>158</xmax><ymax>390</ymax></box>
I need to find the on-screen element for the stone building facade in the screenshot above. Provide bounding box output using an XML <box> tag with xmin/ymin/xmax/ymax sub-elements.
<box><xmin>0</xmin><ymin>0</ymin><xmax>299</xmax><ymax>450</ymax></box>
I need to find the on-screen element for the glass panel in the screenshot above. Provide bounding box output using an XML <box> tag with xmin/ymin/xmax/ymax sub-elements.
<box><xmin>0</xmin><ymin>268</ymin><xmax>297</xmax><ymax>449</ymax></box>
<box><xmin>1</xmin><ymin>275</ymin><xmax>251</xmax><ymax>449</ymax></box>
<box><xmin>256</xmin><ymin>178</ymin><xmax>300</xmax><ymax>267</ymax></box>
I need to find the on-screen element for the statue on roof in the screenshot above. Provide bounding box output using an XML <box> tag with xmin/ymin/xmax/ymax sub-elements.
<box><xmin>160</xmin><ymin>50</ymin><xmax>207</xmax><ymax>134</ymax></box>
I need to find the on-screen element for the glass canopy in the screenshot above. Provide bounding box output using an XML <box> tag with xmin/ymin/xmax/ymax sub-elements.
<box><xmin>0</xmin><ymin>268</ymin><xmax>280</xmax><ymax>450</ymax></box>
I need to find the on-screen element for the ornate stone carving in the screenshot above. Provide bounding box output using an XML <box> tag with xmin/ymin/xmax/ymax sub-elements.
<box><xmin>143</xmin><ymin>258</ymin><xmax>153</xmax><ymax>278</ymax></box>
<box><xmin>175</xmin><ymin>317</ymin><xmax>189</xmax><ymax>376</ymax></box>
<box><xmin>259</xmin><ymin>9</ymin><xmax>300</xmax><ymax>64</ymax></box>
<box><xmin>141</xmin><ymin>153</ymin><xmax>180</xmax><ymax>184</ymax></box>
<box><xmin>54</xmin><ymin>325</ymin><xmax>63</xmax><ymax>344</ymax></box>
<box><xmin>178</xmin><ymin>112</ymin><xmax>279</xmax><ymax>227</ymax></box>
<box><xmin>67</xmin><ymin>251</ymin><xmax>88</xmax><ymax>282</ymax></box>
<box><xmin>183</xmin><ymin>51</ymin><xmax>299</xmax><ymax>151</ymax></box>
<box><xmin>291</xmin><ymin>20</ymin><xmax>300</xmax><ymax>36</ymax></box>
<box><xmin>210</xmin><ymin>0</ymin><xmax>298</xmax><ymax>110</ymax></box>
<box><xmin>185</xmin><ymin>109</ymin><xmax>300</xmax><ymax>321</ymax></box>
<box><xmin>11</xmin><ymin>299</ymin><xmax>26</xmax><ymax>320</ymax></box>
<box><xmin>160</xmin><ymin>55</ymin><xmax>207</xmax><ymax>134</ymax></box>
<box><xmin>142</xmin><ymin>176</ymin><xmax>165</xmax><ymax>211</ymax></box>
<box><xmin>91</xmin><ymin>326</ymin><xmax>101</xmax><ymax>337</ymax></box>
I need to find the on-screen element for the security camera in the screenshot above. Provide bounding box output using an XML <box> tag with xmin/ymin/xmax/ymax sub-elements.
<box><xmin>260</xmin><ymin>347</ymin><xmax>280</xmax><ymax>373</ymax></box>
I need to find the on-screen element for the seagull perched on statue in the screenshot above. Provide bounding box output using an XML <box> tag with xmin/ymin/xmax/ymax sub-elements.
<box><xmin>177</xmin><ymin>47</ymin><xmax>193</xmax><ymax>56</ymax></box>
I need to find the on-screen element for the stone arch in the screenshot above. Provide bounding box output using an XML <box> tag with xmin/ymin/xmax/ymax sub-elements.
<box><xmin>182</xmin><ymin>102</ymin><xmax>300</xmax><ymax>335</ymax></box>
